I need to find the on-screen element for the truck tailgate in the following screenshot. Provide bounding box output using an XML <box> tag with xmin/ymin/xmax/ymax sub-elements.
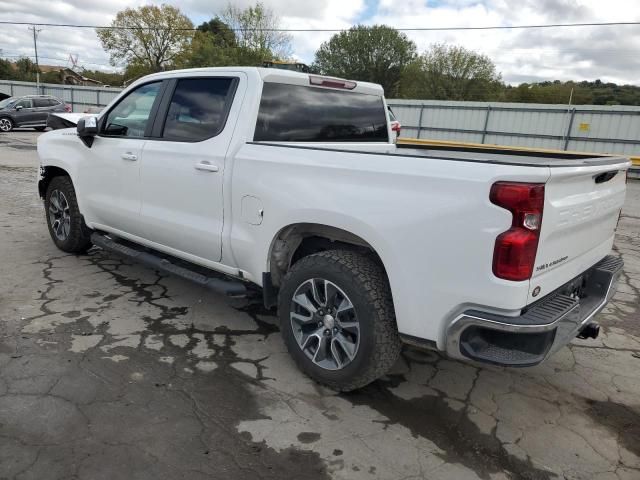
<box><xmin>529</xmin><ymin>159</ymin><xmax>630</xmax><ymax>303</ymax></box>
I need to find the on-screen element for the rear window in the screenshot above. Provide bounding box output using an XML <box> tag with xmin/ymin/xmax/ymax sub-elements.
<box><xmin>162</xmin><ymin>77</ymin><xmax>236</xmax><ymax>142</ymax></box>
<box><xmin>254</xmin><ymin>83</ymin><xmax>388</xmax><ymax>142</ymax></box>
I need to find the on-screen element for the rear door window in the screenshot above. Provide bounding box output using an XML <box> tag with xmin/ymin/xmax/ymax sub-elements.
<box><xmin>161</xmin><ymin>77</ymin><xmax>236</xmax><ymax>142</ymax></box>
<box><xmin>254</xmin><ymin>83</ymin><xmax>388</xmax><ymax>142</ymax></box>
<box><xmin>33</xmin><ymin>98</ymin><xmax>50</xmax><ymax>108</ymax></box>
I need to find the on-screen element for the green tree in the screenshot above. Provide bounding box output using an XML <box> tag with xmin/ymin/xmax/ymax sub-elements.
<box><xmin>0</xmin><ymin>58</ymin><xmax>15</xmax><ymax>80</ymax></box>
<box><xmin>400</xmin><ymin>43</ymin><xmax>502</xmax><ymax>101</ymax></box>
<box><xmin>197</xmin><ymin>18</ymin><xmax>236</xmax><ymax>48</ymax></box>
<box><xmin>96</xmin><ymin>4</ymin><xmax>194</xmax><ymax>73</ymax></box>
<box><xmin>80</xmin><ymin>69</ymin><xmax>125</xmax><ymax>87</ymax></box>
<box><xmin>313</xmin><ymin>25</ymin><xmax>417</xmax><ymax>97</ymax></box>
<box><xmin>14</xmin><ymin>57</ymin><xmax>39</xmax><ymax>82</ymax></box>
<box><xmin>221</xmin><ymin>2</ymin><xmax>292</xmax><ymax>60</ymax></box>
<box><xmin>180</xmin><ymin>18</ymin><xmax>238</xmax><ymax>68</ymax></box>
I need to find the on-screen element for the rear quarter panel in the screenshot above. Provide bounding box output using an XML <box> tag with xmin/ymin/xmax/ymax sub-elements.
<box><xmin>228</xmin><ymin>143</ymin><xmax>551</xmax><ymax>348</ymax></box>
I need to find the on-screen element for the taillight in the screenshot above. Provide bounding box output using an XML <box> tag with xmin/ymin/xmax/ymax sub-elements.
<box><xmin>490</xmin><ymin>182</ymin><xmax>545</xmax><ymax>281</ymax></box>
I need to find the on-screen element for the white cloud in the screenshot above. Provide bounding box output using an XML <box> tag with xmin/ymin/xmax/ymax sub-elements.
<box><xmin>369</xmin><ymin>0</ymin><xmax>640</xmax><ymax>84</ymax></box>
<box><xmin>0</xmin><ymin>0</ymin><xmax>638</xmax><ymax>85</ymax></box>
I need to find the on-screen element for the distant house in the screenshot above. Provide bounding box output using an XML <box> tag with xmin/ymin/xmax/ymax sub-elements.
<box><xmin>11</xmin><ymin>62</ymin><xmax>104</xmax><ymax>86</ymax></box>
<box><xmin>56</xmin><ymin>67</ymin><xmax>103</xmax><ymax>86</ymax></box>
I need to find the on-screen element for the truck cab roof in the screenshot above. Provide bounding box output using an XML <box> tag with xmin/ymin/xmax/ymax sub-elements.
<box><xmin>138</xmin><ymin>67</ymin><xmax>385</xmax><ymax>97</ymax></box>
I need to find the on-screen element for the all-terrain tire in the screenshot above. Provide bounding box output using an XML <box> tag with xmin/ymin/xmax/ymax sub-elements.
<box><xmin>278</xmin><ymin>249</ymin><xmax>401</xmax><ymax>391</ymax></box>
<box><xmin>45</xmin><ymin>176</ymin><xmax>92</xmax><ymax>253</ymax></box>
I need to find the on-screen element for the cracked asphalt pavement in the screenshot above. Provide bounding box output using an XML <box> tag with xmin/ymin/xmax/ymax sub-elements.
<box><xmin>1</xmin><ymin>130</ymin><xmax>639</xmax><ymax>480</ymax></box>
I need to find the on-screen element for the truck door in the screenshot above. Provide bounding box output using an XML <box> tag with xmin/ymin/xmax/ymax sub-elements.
<box><xmin>13</xmin><ymin>98</ymin><xmax>36</xmax><ymax>125</ymax></box>
<box><xmin>138</xmin><ymin>73</ymin><xmax>244</xmax><ymax>263</ymax></box>
<box><xmin>78</xmin><ymin>81</ymin><xmax>164</xmax><ymax>236</ymax></box>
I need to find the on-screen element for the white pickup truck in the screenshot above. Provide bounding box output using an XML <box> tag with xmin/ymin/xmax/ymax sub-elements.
<box><xmin>37</xmin><ymin>67</ymin><xmax>630</xmax><ymax>391</ymax></box>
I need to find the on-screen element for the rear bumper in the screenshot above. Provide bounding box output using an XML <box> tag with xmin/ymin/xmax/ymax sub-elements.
<box><xmin>445</xmin><ymin>255</ymin><xmax>623</xmax><ymax>366</ymax></box>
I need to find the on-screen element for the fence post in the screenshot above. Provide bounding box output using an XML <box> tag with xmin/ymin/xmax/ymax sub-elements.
<box><xmin>70</xmin><ymin>87</ymin><xmax>75</xmax><ymax>113</ymax></box>
<box><xmin>96</xmin><ymin>89</ymin><xmax>100</xmax><ymax>108</ymax></box>
<box><xmin>563</xmin><ymin>108</ymin><xmax>576</xmax><ymax>150</ymax></box>
<box><xmin>481</xmin><ymin>106</ymin><xmax>492</xmax><ymax>144</ymax></box>
<box><xmin>9</xmin><ymin>83</ymin><xmax>13</xmax><ymax>96</ymax></box>
<box><xmin>416</xmin><ymin>104</ymin><xmax>425</xmax><ymax>139</ymax></box>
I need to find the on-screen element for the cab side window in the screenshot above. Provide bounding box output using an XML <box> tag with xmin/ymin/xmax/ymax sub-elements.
<box><xmin>33</xmin><ymin>98</ymin><xmax>50</xmax><ymax>108</ymax></box>
<box><xmin>161</xmin><ymin>78</ymin><xmax>236</xmax><ymax>142</ymax></box>
<box><xmin>103</xmin><ymin>82</ymin><xmax>161</xmax><ymax>138</ymax></box>
<box><xmin>15</xmin><ymin>99</ymin><xmax>32</xmax><ymax>109</ymax></box>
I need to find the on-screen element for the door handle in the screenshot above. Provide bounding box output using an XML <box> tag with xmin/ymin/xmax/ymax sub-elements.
<box><xmin>194</xmin><ymin>162</ymin><xmax>219</xmax><ymax>172</ymax></box>
<box><xmin>121</xmin><ymin>152</ymin><xmax>138</xmax><ymax>161</ymax></box>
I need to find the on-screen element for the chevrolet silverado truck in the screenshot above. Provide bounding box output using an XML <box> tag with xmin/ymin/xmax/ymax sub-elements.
<box><xmin>37</xmin><ymin>67</ymin><xmax>630</xmax><ymax>391</ymax></box>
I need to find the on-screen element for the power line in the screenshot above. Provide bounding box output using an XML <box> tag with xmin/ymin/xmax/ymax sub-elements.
<box><xmin>0</xmin><ymin>20</ymin><xmax>639</xmax><ymax>32</ymax></box>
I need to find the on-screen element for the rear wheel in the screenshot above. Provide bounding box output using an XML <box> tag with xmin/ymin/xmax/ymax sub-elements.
<box><xmin>45</xmin><ymin>176</ymin><xmax>92</xmax><ymax>253</ymax></box>
<box><xmin>278</xmin><ymin>250</ymin><xmax>401</xmax><ymax>391</ymax></box>
<box><xmin>0</xmin><ymin>117</ymin><xmax>13</xmax><ymax>132</ymax></box>
<box><xmin>34</xmin><ymin>126</ymin><xmax>47</xmax><ymax>132</ymax></box>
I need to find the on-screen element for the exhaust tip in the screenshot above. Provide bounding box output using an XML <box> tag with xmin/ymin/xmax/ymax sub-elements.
<box><xmin>578</xmin><ymin>322</ymin><xmax>600</xmax><ymax>340</ymax></box>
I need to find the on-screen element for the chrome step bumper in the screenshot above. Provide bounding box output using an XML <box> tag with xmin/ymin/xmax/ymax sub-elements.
<box><xmin>445</xmin><ymin>255</ymin><xmax>624</xmax><ymax>367</ymax></box>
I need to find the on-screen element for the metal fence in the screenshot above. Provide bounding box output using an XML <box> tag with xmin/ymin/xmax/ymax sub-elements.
<box><xmin>1</xmin><ymin>78</ymin><xmax>638</xmax><ymax>160</ymax></box>
<box><xmin>387</xmin><ymin>99</ymin><xmax>640</xmax><ymax>158</ymax></box>
<box><xmin>0</xmin><ymin>79</ymin><xmax>122</xmax><ymax>113</ymax></box>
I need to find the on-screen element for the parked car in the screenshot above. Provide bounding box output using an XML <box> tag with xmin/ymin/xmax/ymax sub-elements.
<box><xmin>388</xmin><ymin>107</ymin><xmax>401</xmax><ymax>138</ymax></box>
<box><xmin>36</xmin><ymin>68</ymin><xmax>630</xmax><ymax>391</ymax></box>
<box><xmin>0</xmin><ymin>95</ymin><xmax>70</xmax><ymax>132</ymax></box>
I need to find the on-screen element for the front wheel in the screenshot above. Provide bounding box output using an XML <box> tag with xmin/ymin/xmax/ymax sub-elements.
<box><xmin>278</xmin><ymin>250</ymin><xmax>401</xmax><ymax>391</ymax></box>
<box><xmin>45</xmin><ymin>176</ymin><xmax>92</xmax><ymax>253</ymax></box>
<box><xmin>0</xmin><ymin>117</ymin><xmax>13</xmax><ymax>132</ymax></box>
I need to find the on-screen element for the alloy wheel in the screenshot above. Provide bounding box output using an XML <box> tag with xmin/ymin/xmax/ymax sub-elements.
<box><xmin>48</xmin><ymin>189</ymin><xmax>71</xmax><ymax>241</ymax></box>
<box><xmin>0</xmin><ymin>118</ymin><xmax>12</xmax><ymax>132</ymax></box>
<box><xmin>290</xmin><ymin>278</ymin><xmax>360</xmax><ymax>371</ymax></box>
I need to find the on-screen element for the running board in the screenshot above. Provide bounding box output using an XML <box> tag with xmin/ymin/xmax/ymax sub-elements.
<box><xmin>90</xmin><ymin>233</ymin><xmax>248</xmax><ymax>297</ymax></box>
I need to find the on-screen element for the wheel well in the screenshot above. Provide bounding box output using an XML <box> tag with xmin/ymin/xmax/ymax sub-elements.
<box><xmin>38</xmin><ymin>166</ymin><xmax>70</xmax><ymax>199</ymax></box>
<box><xmin>268</xmin><ymin>223</ymin><xmax>385</xmax><ymax>287</ymax></box>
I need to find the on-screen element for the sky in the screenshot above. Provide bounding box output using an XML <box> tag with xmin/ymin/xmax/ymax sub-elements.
<box><xmin>0</xmin><ymin>0</ymin><xmax>639</xmax><ymax>86</ymax></box>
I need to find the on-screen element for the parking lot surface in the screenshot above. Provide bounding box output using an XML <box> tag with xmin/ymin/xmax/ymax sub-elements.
<box><xmin>1</xmin><ymin>130</ymin><xmax>639</xmax><ymax>480</ymax></box>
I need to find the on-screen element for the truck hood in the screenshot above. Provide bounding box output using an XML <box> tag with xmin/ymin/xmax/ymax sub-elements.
<box><xmin>47</xmin><ymin>112</ymin><xmax>97</xmax><ymax>130</ymax></box>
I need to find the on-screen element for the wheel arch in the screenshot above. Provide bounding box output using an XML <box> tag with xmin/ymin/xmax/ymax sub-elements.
<box><xmin>38</xmin><ymin>165</ymin><xmax>71</xmax><ymax>199</ymax></box>
<box><xmin>267</xmin><ymin>222</ymin><xmax>389</xmax><ymax>288</ymax></box>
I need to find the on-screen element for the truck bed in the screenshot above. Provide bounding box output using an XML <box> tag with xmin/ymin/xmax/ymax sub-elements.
<box><xmin>251</xmin><ymin>141</ymin><xmax>629</xmax><ymax>168</ymax></box>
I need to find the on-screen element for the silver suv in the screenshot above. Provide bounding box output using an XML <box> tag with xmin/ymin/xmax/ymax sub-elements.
<box><xmin>0</xmin><ymin>95</ymin><xmax>68</xmax><ymax>132</ymax></box>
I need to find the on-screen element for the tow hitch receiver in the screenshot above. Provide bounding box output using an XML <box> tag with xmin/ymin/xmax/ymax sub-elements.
<box><xmin>578</xmin><ymin>322</ymin><xmax>600</xmax><ymax>340</ymax></box>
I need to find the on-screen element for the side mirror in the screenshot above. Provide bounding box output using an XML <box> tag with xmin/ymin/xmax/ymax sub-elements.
<box><xmin>15</xmin><ymin>105</ymin><xmax>23</xmax><ymax>111</ymax></box>
<box><xmin>77</xmin><ymin>116</ymin><xmax>98</xmax><ymax>148</ymax></box>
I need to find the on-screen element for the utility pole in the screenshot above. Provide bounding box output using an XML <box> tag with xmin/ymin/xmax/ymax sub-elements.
<box><xmin>28</xmin><ymin>25</ymin><xmax>41</xmax><ymax>90</ymax></box>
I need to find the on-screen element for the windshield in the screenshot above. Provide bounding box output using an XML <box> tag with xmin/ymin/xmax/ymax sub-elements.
<box><xmin>0</xmin><ymin>97</ymin><xmax>16</xmax><ymax>109</ymax></box>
